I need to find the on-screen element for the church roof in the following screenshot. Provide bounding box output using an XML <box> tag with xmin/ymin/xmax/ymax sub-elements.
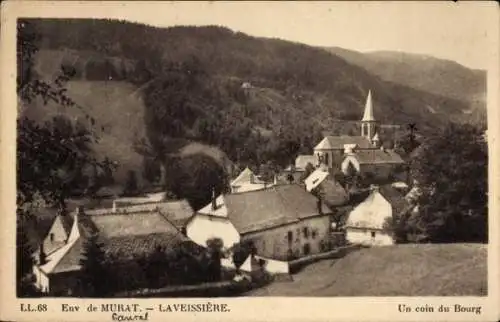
<box><xmin>349</xmin><ymin>149</ymin><xmax>404</xmax><ymax>165</ymax></box>
<box><xmin>314</xmin><ymin>136</ymin><xmax>374</xmax><ymax>150</ymax></box>
<box><xmin>362</xmin><ymin>90</ymin><xmax>375</xmax><ymax>122</ymax></box>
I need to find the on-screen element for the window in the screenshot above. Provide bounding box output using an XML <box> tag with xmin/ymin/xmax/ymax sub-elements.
<box><xmin>303</xmin><ymin>243</ymin><xmax>311</xmax><ymax>255</ymax></box>
<box><xmin>312</xmin><ymin>230</ymin><xmax>317</xmax><ymax>239</ymax></box>
<box><xmin>325</xmin><ymin>153</ymin><xmax>329</xmax><ymax>165</ymax></box>
<box><xmin>303</xmin><ymin>227</ymin><xmax>309</xmax><ymax>238</ymax></box>
<box><xmin>49</xmin><ymin>233</ymin><xmax>54</xmax><ymax>242</ymax></box>
<box><xmin>287</xmin><ymin>231</ymin><xmax>293</xmax><ymax>243</ymax></box>
<box><xmin>371</xmin><ymin>231</ymin><xmax>376</xmax><ymax>238</ymax></box>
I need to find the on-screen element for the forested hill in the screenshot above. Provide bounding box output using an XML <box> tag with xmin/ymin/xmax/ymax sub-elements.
<box><xmin>23</xmin><ymin>19</ymin><xmax>479</xmax><ymax>185</ymax></box>
<box><xmin>324</xmin><ymin>47</ymin><xmax>487</xmax><ymax>112</ymax></box>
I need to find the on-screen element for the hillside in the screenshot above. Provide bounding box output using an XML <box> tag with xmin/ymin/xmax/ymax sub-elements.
<box><xmin>324</xmin><ymin>47</ymin><xmax>487</xmax><ymax>112</ymax></box>
<box><xmin>21</xmin><ymin>19</ymin><xmax>482</xmax><ymax>186</ymax></box>
<box><xmin>246</xmin><ymin>243</ymin><xmax>487</xmax><ymax>296</ymax></box>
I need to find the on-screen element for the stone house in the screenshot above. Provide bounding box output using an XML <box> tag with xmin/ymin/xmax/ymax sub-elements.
<box><xmin>32</xmin><ymin>199</ymin><xmax>197</xmax><ymax>296</ymax></box>
<box><xmin>344</xmin><ymin>185</ymin><xmax>409</xmax><ymax>246</ymax></box>
<box><xmin>186</xmin><ymin>184</ymin><xmax>334</xmax><ymax>261</ymax></box>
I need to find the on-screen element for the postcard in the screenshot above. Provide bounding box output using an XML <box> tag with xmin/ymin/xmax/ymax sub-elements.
<box><xmin>1</xmin><ymin>1</ymin><xmax>499</xmax><ymax>321</ymax></box>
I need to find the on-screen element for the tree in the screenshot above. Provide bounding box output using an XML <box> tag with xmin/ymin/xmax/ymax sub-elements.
<box><xmin>16</xmin><ymin>215</ymin><xmax>37</xmax><ymax>296</ymax></box>
<box><xmin>205</xmin><ymin>238</ymin><xmax>224</xmax><ymax>282</ymax></box>
<box><xmin>166</xmin><ymin>154</ymin><xmax>229</xmax><ymax>210</ymax></box>
<box><xmin>231</xmin><ymin>240</ymin><xmax>256</xmax><ymax>268</ymax></box>
<box><xmin>78</xmin><ymin>233</ymin><xmax>110</xmax><ymax>297</ymax></box>
<box><xmin>299</xmin><ymin>162</ymin><xmax>315</xmax><ymax>182</ymax></box>
<box><xmin>395</xmin><ymin>122</ymin><xmax>421</xmax><ymax>158</ymax></box>
<box><xmin>259</xmin><ymin>161</ymin><xmax>278</xmax><ymax>184</ymax></box>
<box><xmin>17</xmin><ymin>20</ymin><xmax>116</xmax><ymax>295</ymax></box>
<box><xmin>140</xmin><ymin>245</ymin><xmax>169</xmax><ymax>288</ymax></box>
<box><xmin>404</xmin><ymin>123</ymin><xmax>487</xmax><ymax>243</ymax></box>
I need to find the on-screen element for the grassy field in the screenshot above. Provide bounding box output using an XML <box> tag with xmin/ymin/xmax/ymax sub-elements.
<box><xmin>246</xmin><ymin>243</ymin><xmax>487</xmax><ymax>297</ymax></box>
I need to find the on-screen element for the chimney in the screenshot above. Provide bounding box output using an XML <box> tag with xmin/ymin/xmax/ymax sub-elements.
<box><xmin>380</xmin><ymin>146</ymin><xmax>385</xmax><ymax>152</ymax></box>
<box><xmin>76</xmin><ymin>205</ymin><xmax>84</xmax><ymax>215</ymax></box>
<box><xmin>39</xmin><ymin>243</ymin><xmax>47</xmax><ymax>265</ymax></box>
<box><xmin>112</xmin><ymin>200</ymin><xmax>117</xmax><ymax>213</ymax></box>
<box><xmin>211</xmin><ymin>188</ymin><xmax>217</xmax><ymax>210</ymax></box>
<box><xmin>317</xmin><ymin>197</ymin><xmax>323</xmax><ymax>215</ymax></box>
<box><xmin>273</xmin><ymin>174</ymin><xmax>278</xmax><ymax>186</ymax></box>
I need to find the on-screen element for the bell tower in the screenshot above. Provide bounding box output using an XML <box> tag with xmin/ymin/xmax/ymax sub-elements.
<box><xmin>361</xmin><ymin>90</ymin><xmax>378</xmax><ymax>141</ymax></box>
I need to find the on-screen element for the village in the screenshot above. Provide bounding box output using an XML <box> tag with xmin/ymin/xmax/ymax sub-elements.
<box><xmin>28</xmin><ymin>90</ymin><xmax>422</xmax><ymax>297</ymax></box>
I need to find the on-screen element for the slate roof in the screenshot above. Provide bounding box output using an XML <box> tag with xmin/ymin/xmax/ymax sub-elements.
<box><xmin>349</xmin><ymin>149</ymin><xmax>404</xmax><ymax>165</ymax></box>
<box><xmin>40</xmin><ymin>209</ymin><xmax>193</xmax><ymax>275</ymax></box>
<box><xmin>314</xmin><ymin>136</ymin><xmax>374</xmax><ymax>150</ymax></box>
<box><xmin>84</xmin><ymin>200</ymin><xmax>193</xmax><ymax>229</ymax></box>
<box><xmin>224</xmin><ymin>185</ymin><xmax>331</xmax><ymax>234</ymax></box>
<box><xmin>378</xmin><ymin>185</ymin><xmax>411</xmax><ymax>216</ymax></box>
<box><xmin>320</xmin><ymin>179</ymin><xmax>349</xmax><ymax>207</ymax></box>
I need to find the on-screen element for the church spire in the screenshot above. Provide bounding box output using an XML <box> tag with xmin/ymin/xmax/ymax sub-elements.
<box><xmin>361</xmin><ymin>90</ymin><xmax>378</xmax><ymax>140</ymax></box>
<box><xmin>362</xmin><ymin>90</ymin><xmax>375</xmax><ymax>122</ymax></box>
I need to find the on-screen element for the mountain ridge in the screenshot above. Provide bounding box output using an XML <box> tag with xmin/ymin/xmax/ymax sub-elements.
<box><xmin>323</xmin><ymin>46</ymin><xmax>487</xmax><ymax>110</ymax></box>
<box><xmin>21</xmin><ymin>19</ymin><xmax>485</xmax><ymax>187</ymax></box>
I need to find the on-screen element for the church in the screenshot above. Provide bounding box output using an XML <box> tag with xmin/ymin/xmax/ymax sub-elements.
<box><xmin>297</xmin><ymin>90</ymin><xmax>404</xmax><ymax>180</ymax></box>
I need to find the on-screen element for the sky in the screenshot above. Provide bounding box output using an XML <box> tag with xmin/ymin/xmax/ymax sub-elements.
<box><xmin>7</xmin><ymin>1</ymin><xmax>499</xmax><ymax>70</ymax></box>
<box><xmin>108</xmin><ymin>1</ymin><xmax>498</xmax><ymax>71</ymax></box>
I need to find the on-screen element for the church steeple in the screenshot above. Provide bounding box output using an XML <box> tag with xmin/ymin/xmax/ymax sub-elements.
<box><xmin>362</xmin><ymin>90</ymin><xmax>375</xmax><ymax>122</ymax></box>
<box><xmin>361</xmin><ymin>90</ymin><xmax>378</xmax><ymax>140</ymax></box>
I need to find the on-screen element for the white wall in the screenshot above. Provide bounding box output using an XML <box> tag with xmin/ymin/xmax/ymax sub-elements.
<box><xmin>346</xmin><ymin>191</ymin><xmax>392</xmax><ymax>230</ymax></box>
<box><xmin>242</xmin><ymin>215</ymin><xmax>331</xmax><ymax>260</ymax></box>
<box><xmin>346</xmin><ymin>228</ymin><xmax>394</xmax><ymax>246</ymax></box>
<box><xmin>33</xmin><ymin>265</ymin><xmax>50</xmax><ymax>293</ymax></box>
<box><xmin>341</xmin><ymin>157</ymin><xmax>360</xmax><ymax>174</ymax></box>
<box><xmin>186</xmin><ymin>214</ymin><xmax>240</xmax><ymax>249</ymax></box>
<box><xmin>44</xmin><ymin>216</ymin><xmax>70</xmax><ymax>254</ymax></box>
<box><xmin>255</xmin><ymin>255</ymin><xmax>290</xmax><ymax>274</ymax></box>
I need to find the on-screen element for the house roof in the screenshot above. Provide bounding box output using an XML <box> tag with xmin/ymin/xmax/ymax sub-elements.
<box><xmin>348</xmin><ymin>149</ymin><xmax>404</xmax><ymax>165</ymax></box>
<box><xmin>378</xmin><ymin>185</ymin><xmax>411</xmax><ymax>216</ymax></box>
<box><xmin>314</xmin><ymin>136</ymin><xmax>374</xmax><ymax>150</ymax></box>
<box><xmin>320</xmin><ymin>179</ymin><xmax>349</xmax><ymax>207</ymax></box>
<box><xmin>224</xmin><ymin>185</ymin><xmax>331</xmax><ymax>234</ymax></box>
<box><xmin>41</xmin><ymin>208</ymin><xmax>192</xmax><ymax>275</ymax></box>
<box><xmin>84</xmin><ymin>200</ymin><xmax>193</xmax><ymax>229</ymax></box>
<box><xmin>197</xmin><ymin>194</ymin><xmax>228</xmax><ymax>217</ymax></box>
<box><xmin>295</xmin><ymin>155</ymin><xmax>316</xmax><ymax>170</ymax></box>
<box><xmin>304</xmin><ymin>169</ymin><xmax>329</xmax><ymax>192</ymax></box>
<box><xmin>231</xmin><ymin>167</ymin><xmax>256</xmax><ymax>186</ymax></box>
<box><xmin>89</xmin><ymin>211</ymin><xmax>181</xmax><ymax>238</ymax></box>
